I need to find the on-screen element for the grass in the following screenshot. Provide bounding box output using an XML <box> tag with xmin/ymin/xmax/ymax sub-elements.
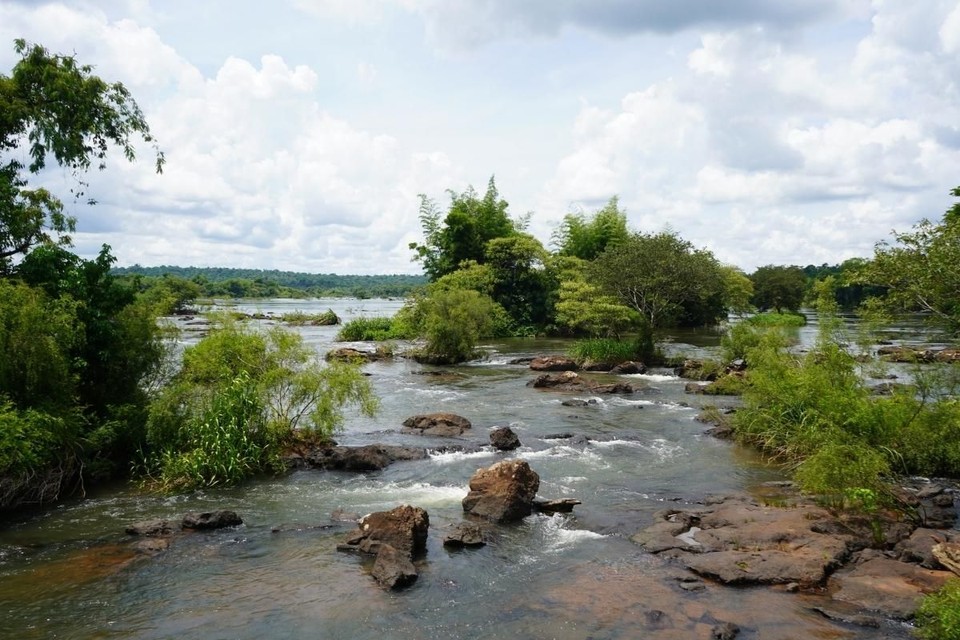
<box><xmin>915</xmin><ymin>579</ymin><xmax>960</xmax><ymax>640</ymax></box>
<box><xmin>568</xmin><ymin>337</ymin><xmax>646</xmax><ymax>364</ymax></box>
<box><xmin>335</xmin><ymin>316</ymin><xmax>414</xmax><ymax>341</ymax></box>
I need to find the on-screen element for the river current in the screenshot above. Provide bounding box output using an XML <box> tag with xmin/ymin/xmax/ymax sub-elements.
<box><xmin>0</xmin><ymin>299</ymin><xmax>934</xmax><ymax>639</ymax></box>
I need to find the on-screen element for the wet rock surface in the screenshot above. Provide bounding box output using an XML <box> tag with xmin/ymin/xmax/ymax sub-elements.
<box><xmin>443</xmin><ymin>522</ymin><xmax>486</xmax><ymax>548</ymax></box>
<box><xmin>528</xmin><ymin>371</ymin><xmax>639</xmax><ymax>394</ymax></box>
<box><xmin>402</xmin><ymin>412</ymin><xmax>472</xmax><ymax>437</ymax></box>
<box><xmin>462</xmin><ymin>459</ymin><xmax>540</xmax><ymax>523</ymax></box>
<box><xmin>291</xmin><ymin>443</ymin><xmax>429</xmax><ymax>471</ymax></box>
<box><xmin>529</xmin><ymin>356</ymin><xmax>580</xmax><ymax>371</ymax></box>
<box><xmin>338</xmin><ymin>505</ymin><xmax>430</xmax><ymax>590</ymax></box>
<box><xmin>489</xmin><ymin>426</ymin><xmax>521</xmax><ymax>451</ymax></box>
<box><xmin>630</xmin><ymin>484</ymin><xmax>959</xmax><ymax>625</ymax></box>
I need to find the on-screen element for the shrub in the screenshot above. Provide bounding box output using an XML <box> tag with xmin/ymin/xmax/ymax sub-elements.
<box><xmin>143</xmin><ymin>323</ymin><xmax>377</xmax><ymax>491</ymax></box>
<box><xmin>415</xmin><ymin>289</ymin><xmax>497</xmax><ymax>363</ymax></box>
<box><xmin>282</xmin><ymin>309</ymin><xmax>339</xmax><ymax>326</ymax></box>
<box><xmin>568</xmin><ymin>338</ymin><xmax>645</xmax><ymax>364</ymax></box>
<box><xmin>336</xmin><ymin>316</ymin><xmax>414</xmax><ymax>341</ymax></box>
<box><xmin>744</xmin><ymin>311</ymin><xmax>807</xmax><ymax>327</ymax></box>
<box><xmin>915</xmin><ymin>579</ymin><xmax>960</xmax><ymax>640</ymax></box>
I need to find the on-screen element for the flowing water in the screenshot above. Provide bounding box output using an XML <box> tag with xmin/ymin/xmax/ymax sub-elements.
<box><xmin>0</xmin><ymin>301</ymin><xmax>936</xmax><ymax>639</ymax></box>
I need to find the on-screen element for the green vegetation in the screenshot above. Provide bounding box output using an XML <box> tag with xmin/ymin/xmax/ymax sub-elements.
<box><xmin>337</xmin><ymin>316</ymin><xmax>415</xmax><ymax>341</ymax></box>
<box><xmin>750</xmin><ymin>265</ymin><xmax>807</xmax><ymax>313</ymax></box>
<box><xmin>115</xmin><ymin>266</ymin><xmax>427</xmax><ymax>300</ymax></box>
<box><xmin>280</xmin><ymin>309</ymin><xmax>339</xmax><ymax>326</ymax></box>
<box><xmin>568</xmin><ymin>338</ymin><xmax>647</xmax><ymax>365</ymax></box>
<box><xmin>915</xmin><ymin>579</ymin><xmax>960</xmax><ymax>640</ymax></box>
<box><xmin>143</xmin><ymin>322</ymin><xmax>377</xmax><ymax>491</ymax></box>
<box><xmin>743</xmin><ymin>311</ymin><xmax>807</xmax><ymax>327</ymax></box>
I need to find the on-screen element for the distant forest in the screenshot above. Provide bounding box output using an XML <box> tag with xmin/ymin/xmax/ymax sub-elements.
<box><xmin>112</xmin><ymin>265</ymin><xmax>427</xmax><ymax>298</ymax></box>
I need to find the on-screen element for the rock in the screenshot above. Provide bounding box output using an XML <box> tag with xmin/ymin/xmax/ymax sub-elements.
<box><xmin>340</xmin><ymin>505</ymin><xmax>429</xmax><ymax>557</ymax></box>
<box><xmin>934</xmin><ymin>348</ymin><xmax>960</xmax><ymax>363</ymax></box>
<box><xmin>581</xmin><ymin>361</ymin><xmax>614</xmax><ymax>371</ymax></box>
<box><xmin>610</xmin><ymin>361</ymin><xmax>647</xmax><ymax>375</ymax></box>
<box><xmin>325</xmin><ymin>347</ymin><xmax>379</xmax><ymax>363</ymax></box>
<box><xmin>508</xmin><ymin>357</ymin><xmax>535</xmax><ymax>365</ymax></box>
<box><xmin>876</xmin><ymin>345</ymin><xmax>933</xmax><ymax>363</ymax></box>
<box><xmin>302</xmin><ymin>444</ymin><xmax>428</xmax><ymax>471</ymax></box>
<box><xmin>125</xmin><ymin>519</ymin><xmax>176</xmax><ymax>537</ymax></box>
<box><xmin>528</xmin><ymin>371</ymin><xmax>636</xmax><ymax>394</ymax></box>
<box><xmin>133</xmin><ymin>538</ymin><xmax>171</xmax><ymax>555</ymax></box>
<box><xmin>402</xmin><ymin>413</ymin><xmax>472</xmax><ymax>437</ymax></box>
<box><xmin>489</xmin><ymin>426</ymin><xmax>521</xmax><ymax>451</ymax></box>
<box><xmin>895</xmin><ymin>528</ymin><xmax>957</xmax><ymax>568</ymax></box>
<box><xmin>932</xmin><ymin>541</ymin><xmax>960</xmax><ymax>576</ymax></box>
<box><xmin>532</xmin><ymin>498</ymin><xmax>581</xmax><ymax>513</ymax></box>
<box><xmin>371</xmin><ymin>544</ymin><xmax>418</xmax><ymax>589</ymax></box>
<box><xmin>462</xmin><ymin>460</ymin><xmax>540</xmax><ymax>523</ymax></box>
<box><xmin>443</xmin><ymin>523</ymin><xmax>486</xmax><ymax>548</ymax></box>
<box><xmin>711</xmin><ymin>622</ymin><xmax>739</xmax><ymax>640</ymax></box>
<box><xmin>674</xmin><ymin>359</ymin><xmax>717</xmax><ymax>381</ymax></box>
<box><xmin>181</xmin><ymin>511</ymin><xmax>243</xmax><ymax>531</ymax></box>
<box><xmin>828</xmin><ymin>556</ymin><xmax>953</xmax><ymax>619</ymax></box>
<box><xmin>561</xmin><ymin>398</ymin><xmax>590</xmax><ymax>407</ymax></box>
<box><xmin>685</xmin><ymin>382</ymin><xmax>708</xmax><ymax>394</ymax></box>
<box><xmin>529</xmin><ymin>356</ymin><xmax>579</xmax><ymax>371</ymax></box>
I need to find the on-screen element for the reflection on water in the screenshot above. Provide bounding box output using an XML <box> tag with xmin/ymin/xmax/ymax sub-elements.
<box><xmin>0</xmin><ymin>300</ymin><xmax>920</xmax><ymax>639</ymax></box>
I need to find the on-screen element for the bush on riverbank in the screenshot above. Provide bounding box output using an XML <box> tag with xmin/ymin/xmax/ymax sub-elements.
<box><xmin>732</xmin><ymin>320</ymin><xmax>960</xmax><ymax>506</ymax></box>
<box><xmin>142</xmin><ymin>322</ymin><xmax>377</xmax><ymax>491</ymax></box>
<box><xmin>915</xmin><ymin>578</ymin><xmax>960</xmax><ymax>640</ymax></box>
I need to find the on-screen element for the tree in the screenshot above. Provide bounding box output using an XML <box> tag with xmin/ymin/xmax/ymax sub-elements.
<box><xmin>414</xmin><ymin>288</ymin><xmax>498</xmax><ymax>364</ymax></box>
<box><xmin>554</xmin><ymin>262</ymin><xmax>639</xmax><ymax>338</ymax></box>
<box><xmin>750</xmin><ymin>265</ymin><xmax>806</xmax><ymax>313</ymax></box>
<box><xmin>720</xmin><ymin>265</ymin><xmax>754</xmax><ymax>316</ymax></box>
<box><xmin>484</xmin><ymin>233</ymin><xmax>553</xmax><ymax>330</ymax></box>
<box><xmin>590</xmin><ymin>231</ymin><xmax>727</xmax><ymax>331</ymax></box>
<box><xmin>410</xmin><ymin>177</ymin><xmax>517</xmax><ymax>281</ymax></box>
<box><xmin>860</xmin><ymin>190</ymin><xmax>960</xmax><ymax>332</ymax></box>
<box><xmin>0</xmin><ymin>39</ymin><xmax>164</xmax><ymax>272</ymax></box>
<box><xmin>552</xmin><ymin>196</ymin><xmax>629</xmax><ymax>260</ymax></box>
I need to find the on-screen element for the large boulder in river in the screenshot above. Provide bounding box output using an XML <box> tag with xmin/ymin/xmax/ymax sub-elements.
<box><xmin>462</xmin><ymin>459</ymin><xmax>540</xmax><ymax>523</ymax></box>
<box><xmin>402</xmin><ymin>413</ymin><xmax>471</xmax><ymax>437</ymax></box>
<box><xmin>529</xmin><ymin>356</ymin><xmax>579</xmax><ymax>371</ymax></box>
<box><xmin>340</xmin><ymin>504</ymin><xmax>430</xmax><ymax>557</ymax></box>
<box><xmin>489</xmin><ymin>426</ymin><xmax>521</xmax><ymax>451</ymax></box>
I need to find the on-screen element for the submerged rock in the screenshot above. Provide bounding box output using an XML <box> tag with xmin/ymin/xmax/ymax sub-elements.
<box><xmin>402</xmin><ymin>413</ymin><xmax>472</xmax><ymax>437</ymax></box>
<box><xmin>462</xmin><ymin>459</ymin><xmax>540</xmax><ymax>523</ymax></box>
<box><xmin>443</xmin><ymin>522</ymin><xmax>486</xmax><ymax>548</ymax></box>
<box><xmin>299</xmin><ymin>444</ymin><xmax>428</xmax><ymax>471</ymax></box>
<box><xmin>828</xmin><ymin>554</ymin><xmax>952</xmax><ymax>619</ymax></box>
<box><xmin>125</xmin><ymin>519</ymin><xmax>176</xmax><ymax>537</ymax></box>
<box><xmin>182</xmin><ymin>510</ymin><xmax>243</xmax><ymax>531</ymax></box>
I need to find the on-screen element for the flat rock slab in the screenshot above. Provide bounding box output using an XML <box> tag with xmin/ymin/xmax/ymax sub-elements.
<box><xmin>683</xmin><ymin>548</ymin><xmax>845</xmax><ymax>587</ymax></box>
<box><xmin>402</xmin><ymin>413</ymin><xmax>472</xmax><ymax>437</ymax></box>
<box><xmin>828</xmin><ymin>556</ymin><xmax>953</xmax><ymax>619</ymax></box>
<box><xmin>527</xmin><ymin>371</ymin><xmax>638</xmax><ymax>394</ymax></box>
<box><xmin>529</xmin><ymin>356</ymin><xmax>579</xmax><ymax>371</ymax></box>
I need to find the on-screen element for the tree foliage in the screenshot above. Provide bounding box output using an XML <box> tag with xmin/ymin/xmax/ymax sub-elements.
<box><xmin>860</xmin><ymin>191</ymin><xmax>960</xmax><ymax>332</ymax></box>
<box><xmin>415</xmin><ymin>288</ymin><xmax>498</xmax><ymax>364</ymax></box>
<box><xmin>590</xmin><ymin>231</ymin><xmax>727</xmax><ymax>330</ymax></box>
<box><xmin>553</xmin><ymin>196</ymin><xmax>629</xmax><ymax>260</ymax></box>
<box><xmin>410</xmin><ymin>177</ymin><xmax>518</xmax><ymax>281</ymax></box>
<box><xmin>750</xmin><ymin>265</ymin><xmax>806</xmax><ymax>313</ymax></box>
<box><xmin>0</xmin><ymin>40</ymin><xmax>163</xmax><ymax>272</ymax></box>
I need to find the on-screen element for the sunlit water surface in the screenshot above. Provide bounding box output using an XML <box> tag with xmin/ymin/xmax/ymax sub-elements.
<box><xmin>0</xmin><ymin>300</ymin><xmax>940</xmax><ymax>639</ymax></box>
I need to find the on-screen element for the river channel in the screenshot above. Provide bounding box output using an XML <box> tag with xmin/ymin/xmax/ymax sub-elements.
<box><xmin>0</xmin><ymin>299</ymin><xmax>939</xmax><ymax>639</ymax></box>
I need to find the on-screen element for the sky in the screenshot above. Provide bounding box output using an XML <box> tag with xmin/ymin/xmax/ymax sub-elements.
<box><xmin>3</xmin><ymin>0</ymin><xmax>960</xmax><ymax>275</ymax></box>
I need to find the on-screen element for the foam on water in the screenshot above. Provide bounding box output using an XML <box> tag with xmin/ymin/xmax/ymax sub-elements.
<box><xmin>625</xmin><ymin>373</ymin><xmax>679</xmax><ymax>382</ymax></box>
<box><xmin>528</xmin><ymin>513</ymin><xmax>606</xmax><ymax>553</ymax></box>
<box><xmin>428</xmin><ymin>449</ymin><xmax>495</xmax><ymax>465</ymax></box>
<box><xmin>335</xmin><ymin>481</ymin><xmax>465</xmax><ymax>507</ymax></box>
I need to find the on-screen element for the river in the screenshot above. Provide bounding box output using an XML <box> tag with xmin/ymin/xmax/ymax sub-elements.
<box><xmin>0</xmin><ymin>299</ymin><xmax>936</xmax><ymax>639</ymax></box>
